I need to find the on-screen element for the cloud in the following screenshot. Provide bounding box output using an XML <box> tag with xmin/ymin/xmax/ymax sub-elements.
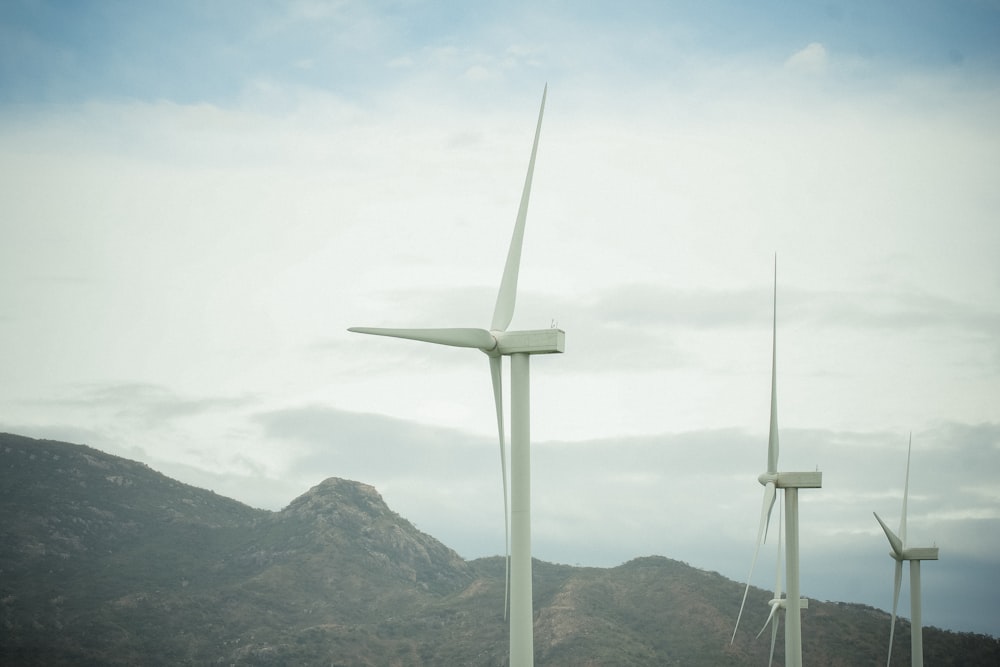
<box><xmin>464</xmin><ymin>65</ymin><xmax>491</xmax><ymax>81</ymax></box>
<box><xmin>219</xmin><ymin>402</ymin><xmax>1000</xmax><ymax>633</ymax></box>
<box><xmin>785</xmin><ymin>42</ymin><xmax>829</xmax><ymax>74</ymax></box>
<box><xmin>583</xmin><ymin>283</ymin><xmax>1000</xmax><ymax>337</ymax></box>
<box><xmin>35</xmin><ymin>382</ymin><xmax>252</xmax><ymax>424</ymax></box>
<box><xmin>257</xmin><ymin>405</ymin><xmax>494</xmax><ymax>479</ymax></box>
<box><xmin>251</xmin><ymin>404</ymin><xmax>1000</xmax><ymax>564</ymax></box>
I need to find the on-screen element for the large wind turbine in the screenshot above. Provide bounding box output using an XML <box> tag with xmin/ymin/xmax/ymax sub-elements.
<box><xmin>732</xmin><ymin>259</ymin><xmax>822</xmax><ymax>667</ymax></box>
<box><xmin>348</xmin><ymin>86</ymin><xmax>561</xmax><ymax>667</ymax></box>
<box><xmin>874</xmin><ymin>435</ymin><xmax>939</xmax><ymax>667</ymax></box>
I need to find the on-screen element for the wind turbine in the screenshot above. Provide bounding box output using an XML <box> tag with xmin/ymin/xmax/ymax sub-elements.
<box><xmin>732</xmin><ymin>259</ymin><xmax>822</xmax><ymax>667</ymax></box>
<box><xmin>348</xmin><ymin>86</ymin><xmax>562</xmax><ymax>667</ymax></box>
<box><xmin>874</xmin><ymin>434</ymin><xmax>939</xmax><ymax>667</ymax></box>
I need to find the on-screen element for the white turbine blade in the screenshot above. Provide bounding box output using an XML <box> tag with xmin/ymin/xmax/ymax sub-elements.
<box><xmin>348</xmin><ymin>327</ymin><xmax>496</xmax><ymax>350</ymax></box>
<box><xmin>756</xmin><ymin>602</ymin><xmax>780</xmax><ymax>639</ymax></box>
<box><xmin>900</xmin><ymin>433</ymin><xmax>912</xmax><ymax>547</ymax></box>
<box><xmin>887</xmin><ymin>559</ymin><xmax>903</xmax><ymax>667</ymax></box>
<box><xmin>732</xmin><ymin>481</ymin><xmax>777</xmax><ymax>643</ymax></box>
<box><xmin>768</xmin><ymin>495</ymin><xmax>784</xmax><ymax>666</ymax></box>
<box><xmin>767</xmin><ymin>255</ymin><xmax>779</xmax><ymax>474</ymax></box>
<box><xmin>491</xmin><ymin>84</ymin><xmax>547</xmax><ymax>332</ymax></box>
<box><xmin>489</xmin><ymin>355</ymin><xmax>510</xmax><ymax>620</ymax></box>
<box><xmin>756</xmin><ymin>493</ymin><xmax>784</xmax><ymax>640</ymax></box>
<box><xmin>762</xmin><ymin>481</ymin><xmax>778</xmax><ymax>546</ymax></box>
<box><xmin>768</xmin><ymin>608</ymin><xmax>780</xmax><ymax>667</ymax></box>
<box><xmin>874</xmin><ymin>512</ymin><xmax>905</xmax><ymax>557</ymax></box>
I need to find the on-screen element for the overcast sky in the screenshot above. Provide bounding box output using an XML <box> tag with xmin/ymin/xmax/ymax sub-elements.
<box><xmin>2</xmin><ymin>0</ymin><xmax>999</xmax><ymax>639</ymax></box>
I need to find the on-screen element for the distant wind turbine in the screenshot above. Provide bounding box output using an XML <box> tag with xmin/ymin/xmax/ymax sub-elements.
<box><xmin>348</xmin><ymin>85</ymin><xmax>561</xmax><ymax>667</ymax></box>
<box><xmin>732</xmin><ymin>258</ymin><xmax>822</xmax><ymax>667</ymax></box>
<box><xmin>873</xmin><ymin>434</ymin><xmax>939</xmax><ymax>667</ymax></box>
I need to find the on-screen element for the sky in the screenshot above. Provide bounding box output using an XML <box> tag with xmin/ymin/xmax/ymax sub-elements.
<box><xmin>2</xmin><ymin>0</ymin><xmax>999</xmax><ymax>640</ymax></box>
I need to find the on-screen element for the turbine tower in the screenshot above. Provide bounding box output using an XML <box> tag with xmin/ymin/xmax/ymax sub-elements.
<box><xmin>874</xmin><ymin>434</ymin><xmax>939</xmax><ymax>667</ymax></box>
<box><xmin>732</xmin><ymin>259</ymin><xmax>822</xmax><ymax>667</ymax></box>
<box><xmin>348</xmin><ymin>86</ymin><xmax>561</xmax><ymax>667</ymax></box>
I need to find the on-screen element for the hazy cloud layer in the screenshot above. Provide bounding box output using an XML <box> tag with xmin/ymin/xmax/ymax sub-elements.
<box><xmin>247</xmin><ymin>406</ymin><xmax>1000</xmax><ymax>634</ymax></box>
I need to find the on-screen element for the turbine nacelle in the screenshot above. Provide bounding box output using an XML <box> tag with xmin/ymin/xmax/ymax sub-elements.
<box><xmin>766</xmin><ymin>597</ymin><xmax>810</xmax><ymax>610</ymax></box>
<box><xmin>492</xmin><ymin>328</ymin><xmax>566</xmax><ymax>356</ymax></box>
<box><xmin>757</xmin><ymin>471</ymin><xmax>823</xmax><ymax>488</ymax></box>
<box><xmin>888</xmin><ymin>547</ymin><xmax>940</xmax><ymax>562</ymax></box>
<box><xmin>901</xmin><ymin>547</ymin><xmax>940</xmax><ymax>561</ymax></box>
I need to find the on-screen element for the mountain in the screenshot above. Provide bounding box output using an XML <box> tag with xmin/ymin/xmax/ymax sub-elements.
<box><xmin>1</xmin><ymin>432</ymin><xmax>997</xmax><ymax>665</ymax></box>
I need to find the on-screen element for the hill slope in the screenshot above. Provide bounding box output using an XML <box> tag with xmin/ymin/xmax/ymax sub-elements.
<box><xmin>2</xmin><ymin>433</ymin><xmax>997</xmax><ymax>665</ymax></box>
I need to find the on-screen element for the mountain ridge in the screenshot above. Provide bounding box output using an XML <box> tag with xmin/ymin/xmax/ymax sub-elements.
<box><xmin>2</xmin><ymin>432</ymin><xmax>997</xmax><ymax>665</ymax></box>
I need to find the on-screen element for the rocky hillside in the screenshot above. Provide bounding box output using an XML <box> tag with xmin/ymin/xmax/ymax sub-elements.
<box><xmin>1</xmin><ymin>432</ymin><xmax>997</xmax><ymax>665</ymax></box>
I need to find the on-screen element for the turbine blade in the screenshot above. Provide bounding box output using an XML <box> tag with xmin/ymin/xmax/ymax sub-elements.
<box><xmin>768</xmin><ymin>609</ymin><xmax>780</xmax><ymax>667</ymax></box>
<box><xmin>491</xmin><ymin>84</ymin><xmax>547</xmax><ymax>332</ymax></box>
<box><xmin>766</xmin><ymin>493</ymin><xmax>784</xmax><ymax>667</ymax></box>
<box><xmin>767</xmin><ymin>255</ymin><xmax>779</xmax><ymax>474</ymax></box>
<box><xmin>348</xmin><ymin>327</ymin><xmax>496</xmax><ymax>350</ymax></box>
<box><xmin>874</xmin><ymin>512</ymin><xmax>904</xmax><ymax>557</ymax></box>
<box><xmin>489</xmin><ymin>356</ymin><xmax>510</xmax><ymax>620</ymax></box>
<box><xmin>755</xmin><ymin>490</ymin><xmax>784</xmax><ymax>640</ymax></box>
<box><xmin>756</xmin><ymin>602</ymin><xmax>780</xmax><ymax>639</ymax></box>
<box><xmin>732</xmin><ymin>481</ymin><xmax>777</xmax><ymax>643</ymax></box>
<box><xmin>887</xmin><ymin>559</ymin><xmax>903</xmax><ymax>667</ymax></box>
<box><xmin>762</xmin><ymin>480</ymin><xmax>777</xmax><ymax>545</ymax></box>
<box><xmin>900</xmin><ymin>432</ymin><xmax>911</xmax><ymax>547</ymax></box>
